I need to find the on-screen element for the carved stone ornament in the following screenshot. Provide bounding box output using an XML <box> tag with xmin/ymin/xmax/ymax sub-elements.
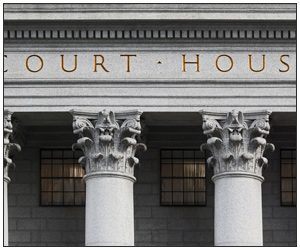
<box><xmin>4</xmin><ymin>110</ymin><xmax>21</xmax><ymax>182</ymax></box>
<box><xmin>200</xmin><ymin>110</ymin><xmax>275</xmax><ymax>177</ymax></box>
<box><xmin>71</xmin><ymin>109</ymin><xmax>147</xmax><ymax>177</ymax></box>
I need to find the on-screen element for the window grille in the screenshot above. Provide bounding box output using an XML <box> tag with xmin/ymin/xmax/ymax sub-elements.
<box><xmin>280</xmin><ymin>149</ymin><xmax>296</xmax><ymax>206</ymax></box>
<box><xmin>40</xmin><ymin>149</ymin><xmax>85</xmax><ymax>206</ymax></box>
<box><xmin>160</xmin><ymin>149</ymin><xmax>206</xmax><ymax>206</ymax></box>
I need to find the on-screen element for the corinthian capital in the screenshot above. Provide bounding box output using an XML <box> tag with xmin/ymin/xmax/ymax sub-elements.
<box><xmin>200</xmin><ymin>110</ymin><xmax>275</xmax><ymax>177</ymax></box>
<box><xmin>70</xmin><ymin>109</ymin><xmax>147</xmax><ymax>178</ymax></box>
<box><xmin>4</xmin><ymin>110</ymin><xmax>21</xmax><ymax>182</ymax></box>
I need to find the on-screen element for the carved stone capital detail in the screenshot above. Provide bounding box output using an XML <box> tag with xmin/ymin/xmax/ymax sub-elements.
<box><xmin>71</xmin><ymin>109</ymin><xmax>147</xmax><ymax>177</ymax></box>
<box><xmin>4</xmin><ymin>110</ymin><xmax>21</xmax><ymax>182</ymax></box>
<box><xmin>200</xmin><ymin>110</ymin><xmax>275</xmax><ymax>177</ymax></box>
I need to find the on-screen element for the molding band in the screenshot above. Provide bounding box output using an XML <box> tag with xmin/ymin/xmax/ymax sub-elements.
<box><xmin>83</xmin><ymin>171</ymin><xmax>136</xmax><ymax>183</ymax></box>
<box><xmin>4</xmin><ymin>29</ymin><xmax>296</xmax><ymax>41</ymax></box>
<box><xmin>212</xmin><ymin>171</ymin><xmax>265</xmax><ymax>183</ymax></box>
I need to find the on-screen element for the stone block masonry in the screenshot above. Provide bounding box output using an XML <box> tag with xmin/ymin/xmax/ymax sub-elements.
<box><xmin>8</xmin><ymin>127</ymin><xmax>296</xmax><ymax>246</ymax></box>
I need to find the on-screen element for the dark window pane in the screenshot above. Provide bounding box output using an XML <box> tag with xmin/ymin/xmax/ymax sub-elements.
<box><xmin>184</xmin><ymin>192</ymin><xmax>194</xmax><ymax>204</ymax></box>
<box><xmin>161</xmin><ymin>159</ymin><xmax>172</xmax><ymax>164</ymax></box>
<box><xmin>281</xmin><ymin>150</ymin><xmax>292</xmax><ymax>158</ymax></box>
<box><xmin>53</xmin><ymin>192</ymin><xmax>63</xmax><ymax>205</ymax></box>
<box><xmin>41</xmin><ymin>179</ymin><xmax>52</xmax><ymax>191</ymax></box>
<box><xmin>75</xmin><ymin>192</ymin><xmax>85</xmax><ymax>205</ymax></box>
<box><xmin>184</xmin><ymin>179</ymin><xmax>194</xmax><ymax>191</ymax></box>
<box><xmin>184</xmin><ymin>150</ymin><xmax>194</xmax><ymax>158</ymax></box>
<box><xmin>173</xmin><ymin>150</ymin><xmax>183</xmax><ymax>158</ymax></box>
<box><xmin>64</xmin><ymin>150</ymin><xmax>74</xmax><ymax>158</ymax></box>
<box><xmin>52</xmin><ymin>150</ymin><xmax>63</xmax><ymax>158</ymax></box>
<box><xmin>160</xmin><ymin>149</ymin><xmax>206</xmax><ymax>206</ymax></box>
<box><xmin>282</xmin><ymin>179</ymin><xmax>293</xmax><ymax>192</ymax></box>
<box><xmin>64</xmin><ymin>160</ymin><xmax>74</xmax><ymax>177</ymax></box>
<box><xmin>282</xmin><ymin>192</ymin><xmax>293</xmax><ymax>205</ymax></box>
<box><xmin>41</xmin><ymin>150</ymin><xmax>52</xmax><ymax>158</ymax></box>
<box><xmin>64</xmin><ymin>179</ymin><xmax>74</xmax><ymax>192</ymax></box>
<box><xmin>40</xmin><ymin>149</ymin><xmax>86</xmax><ymax>206</ymax></box>
<box><xmin>161</xmin><ymin>192</ymin><xmax>172</xmax><ymax>205</ymax></box>
<box><xmin>173</xmin><ymin>179</ymin><xmax>183</xmax><ymax>191</ymax></box>
<box><xmin>75</xmin><ymin>179</ymin><xmax>85</xmax><ymax>192</ymax></box>
<box><xmin>41</xmin><ymin>165</ymin><xmax>52</xmax><ymax>177</ymax></box>
<box><xmin>281</xmin><ymin>162</ymin><xmax>292</xmax><ymax>177</ymax></box>
<box><xmin>195</xmin><ymin>192</ymin><xmax>206</xmax><ymax>205</ymax></box>
<box><xmin>161</xmin><ymin>179</ymin><xmax>172</xmax><ymax>191</ymax></box>
<box><xmin>64</xmin><ymin>193</ymin><xmax>74</xmax><ymax>205</ymax></box>
<box><xmin>53</xmin><ymin>179</ymin><xmax>63</xmax><ymax>191</ymax></box>
<box><xmin>161</xmin><ymin>164</ymin><xmax>172</xmax><ymax>177</ymax></box>
<box><xmin>195</xmin><ymin>150</ymin><xmax>202</xmax><ymax>158</ymax></box>
<box><xmin>173</xmin><ymin>164</ymin><xmax>183</xmax><ymax>177</ymax></box>
<box><xmin>41</xmin><ymin>159</ymin><xmax>51</xmax><ymax>164</ymax></box>
<box><xmin>52</xmin><ymin>165</ymin><xmax>63</xmax><ymax>177</ymax></box>
<box><xmin>41</xmin><ymin>192</ymin><xmax>52</xmax><ymax>205</ymax></box>
<box><xmin>173</xmin><ymin>158</ymin><xmax>184</xmax><ymax>164</ymax></box>
<box><xmin>292</xmin><ymin>163</ymin><xmax>297</xmax><ymax>177</ymax></box>
<box><xmin>292</xmin><ymin>192</ymin><xmax>297</xmax><ymax>205</ymax></box>
<box><xmin>52</xmin><ymin>159</ymin><xmax>63</xmax><ymax>165</ymax></box>
<box><xmin>172</xmin><ymin>192</ymin><xmax>183</xmax><ymax>204</ymax></box>
<box><xmin>280</xmin><ymin>149</ymin><xmax>296</xmax><ymax>207</ymax></box>
<box><xmin>293</xmin><ymin>179</ymin><xmax>297</xmax><ymax>191</ymax></box>
<box><xmin>195</xmin><ymin>179</ymin><xmax>206</xmax><ymax>191</ymax></box>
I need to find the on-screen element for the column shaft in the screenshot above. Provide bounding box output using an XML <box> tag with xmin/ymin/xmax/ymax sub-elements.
<box><xmin>213</xmin><ymin>173</ymin><xmax>263</xmax><ymax>246</ymax></box>
<box><xmin>4</xmin><ymin>178</ymin><xmax>9</xmax><ymax>246</ymax></box>
<box><xmin>71</xmin><ymin>109</ymin><xmax>146</xmax><ymax>246</ymax></box>
<box><xmin>85</xmin><ymin>174</ymin><xmax>135</xmax><ymax>246</ymax></box>
<box><xmin>201</xmin><ymin>110</ymin><xmax>274</xmax><ymax>246</ymax></box>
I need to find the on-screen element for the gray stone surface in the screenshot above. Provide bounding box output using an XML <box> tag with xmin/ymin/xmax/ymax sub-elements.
<box><xmin>7</xmin><ymin>120</ymin><xmax>296</xmax><ymax>246</ymax></box>
<box><xmin>4</xmin><ymin>4</ymin><xmax>296</xmax><ymax>20</ymax></box>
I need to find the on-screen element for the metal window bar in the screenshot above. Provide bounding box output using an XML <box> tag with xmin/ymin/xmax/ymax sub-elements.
<box><xmin>40</xmin><ymin>149</ymin><xmax>85</xmax><ymax>207</ymax></box>
<box><xmin>160</xmin><ymin>149</ymin><xmax>207</xmax><ymax>206</ymax></box>
<box><xmin>280</xmin><ymin>149</ymin><xmax>296</xmax><ymax>207</ymax></box>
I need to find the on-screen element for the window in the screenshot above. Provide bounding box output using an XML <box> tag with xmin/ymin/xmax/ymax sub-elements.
<box><xmin>40</xmin><ymin>149</ymin><xmax>85</xmax><ymax>206</ymax></box>
<box><xmin>160</xmin><ymin>149</ymin><xmax>206</xmax><ymax>206</ymax></box>
<box><xmin>280</xmin><ymin>149</ymin><xmax>296</xmax><ymax>206</ymax></box>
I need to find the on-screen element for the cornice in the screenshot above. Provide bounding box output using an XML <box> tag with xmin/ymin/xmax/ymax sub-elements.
<box><xmin>4</xmin><ymin>4</ymin><xmax>296</xmax><ymax>21</ymax></box>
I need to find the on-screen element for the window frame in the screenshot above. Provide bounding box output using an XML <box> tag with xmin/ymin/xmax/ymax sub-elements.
<box><xmin>160</xmin><ymin>148</ymin><xmax>207</xmax><ymax>207</ymax></box>
<box><xmin>280</xmin><ymin>148</ymin><xmax>296</xmax><ymax>207</ymax></box>
<box><xmin>39</xmin><ymin>148</ymin><xmax>85</xmax><ymax>207</ymax></box>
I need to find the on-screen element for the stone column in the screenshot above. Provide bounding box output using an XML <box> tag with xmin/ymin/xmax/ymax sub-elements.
<box><xmin>200</xmin><ymin>110</ymin><xmax>274</xmax><ymax>246</ymax></box>
<box><xmin>71</xmin><ymin>109</ymin><xmax>146</xmax><ymax>246</ymax></box>
<box><xmin>4</xmin><ymin>110</ymin><xmax>21</xmax><ymax>246</ymax></box>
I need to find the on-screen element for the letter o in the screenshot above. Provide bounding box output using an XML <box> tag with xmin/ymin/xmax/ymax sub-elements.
<box><xmin>25</xmin><ymin>55</ymin><xmax>44</xmax><ymax>73</ymax></box>
<box><xmin>216</xmin><ymin>54</ymin><xmax>234</xmax><ymax>72</ymax></box>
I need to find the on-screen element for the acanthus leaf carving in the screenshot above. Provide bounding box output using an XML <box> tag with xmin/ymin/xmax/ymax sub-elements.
<box><xmin>71</xmin><ymin>109</ymin><xmax>146</xmax><ymax>176</ymax></box>
<box><xmin>201</xmin><ymin>110</ymin><xmax>275</xmax><ymax>176</ymax></box>
<box><xmin>4</xmin><ymin>110</ymin><xmax>21</xmax><ymax>181</ymax></box>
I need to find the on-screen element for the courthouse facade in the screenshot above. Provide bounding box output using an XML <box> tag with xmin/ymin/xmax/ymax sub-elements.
<box><xmin>3</xmin><ymin>4</ymin><xmax>296</xmax><ymax>246</ymax></box>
